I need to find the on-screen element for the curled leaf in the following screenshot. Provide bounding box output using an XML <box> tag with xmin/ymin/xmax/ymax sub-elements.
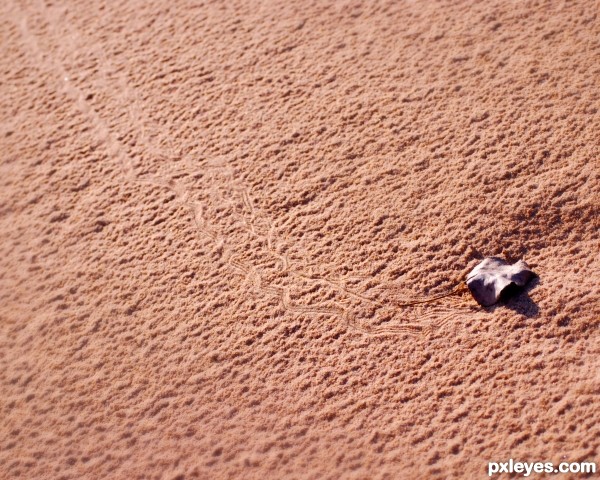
<box><xmin>466</xmin><ymin>257</ymin><xmax>536</xmax><ymax>307</ymax></box>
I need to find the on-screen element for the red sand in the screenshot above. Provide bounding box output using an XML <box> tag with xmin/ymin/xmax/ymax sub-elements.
<box><xmin>1</xmin><ymin>0</ymin><xmax>599</xmax><ymax>478</ymax></box>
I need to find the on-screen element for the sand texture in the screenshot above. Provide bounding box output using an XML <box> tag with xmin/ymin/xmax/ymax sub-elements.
<box><xmin>1</xmin><ymin>0</ymin><xmax>599</xmax><ymax>478</ymax></box>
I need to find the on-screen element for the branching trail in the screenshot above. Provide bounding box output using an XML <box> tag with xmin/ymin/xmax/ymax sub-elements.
<box><xmin>10</xmin><ymin>0</ymin><xmax>479</xmax><ymax>339</ymax></box>
<box><xmin>226</xmin><ymin>185</ymin><xmax>480</xmax><ymax>335</ymax></box>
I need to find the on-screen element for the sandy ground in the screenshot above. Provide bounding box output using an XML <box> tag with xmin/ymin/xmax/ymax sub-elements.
<box><xmin>1</xmin><ymin>0</ymin><xmax>599</xmax><ymax>478</ymax></box>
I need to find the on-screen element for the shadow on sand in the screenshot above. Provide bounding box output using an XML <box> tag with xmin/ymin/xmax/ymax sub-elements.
<box><xmin>487</xmin><ymin>276</ymin><xmax>540</xmax><ymax>318</ymax></box>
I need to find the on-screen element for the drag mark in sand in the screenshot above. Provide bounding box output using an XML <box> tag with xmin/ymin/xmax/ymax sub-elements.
<box><xmin>11</xmin><ymin>1</ymin><xmax>135</xmax><ymax>181</ymax></box>
<box><xmin>11</xmin><ymin>0</ymin><xmax>351</xmax><ymax>332</ymax></box>
<box><xmin>227</xmin><ymin>186</ymin><xmax>481</xmax><ymax>336</ymax></box>
<box><xmin>11</xmin><ymin>0</ymin><xmax>478</xmax><ymax>338</ymax></box>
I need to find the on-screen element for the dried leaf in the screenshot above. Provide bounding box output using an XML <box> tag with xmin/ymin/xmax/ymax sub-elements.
<box><xmin>466</xmin><ymin>257</ymin><xmax>536</xmax><ymax>307</ymax></box>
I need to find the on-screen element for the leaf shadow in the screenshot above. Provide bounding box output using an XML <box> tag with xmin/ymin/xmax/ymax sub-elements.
<box><xmin>486</xmin><ymin>276</ymin><xmax>541</xmax><ymax>318</ymax></box>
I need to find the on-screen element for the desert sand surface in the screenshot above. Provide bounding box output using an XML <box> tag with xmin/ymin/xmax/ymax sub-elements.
<box><xmin>1</xmin><ymin>0</ymin><xmax>599</xmax><ymax>478</ymax></box>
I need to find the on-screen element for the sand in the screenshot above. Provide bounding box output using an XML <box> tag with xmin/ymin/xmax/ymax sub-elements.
<box><xmin>1</xmin><ymin>0</ymin><xmax>599</xmax><ymax>478</ymax></box>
